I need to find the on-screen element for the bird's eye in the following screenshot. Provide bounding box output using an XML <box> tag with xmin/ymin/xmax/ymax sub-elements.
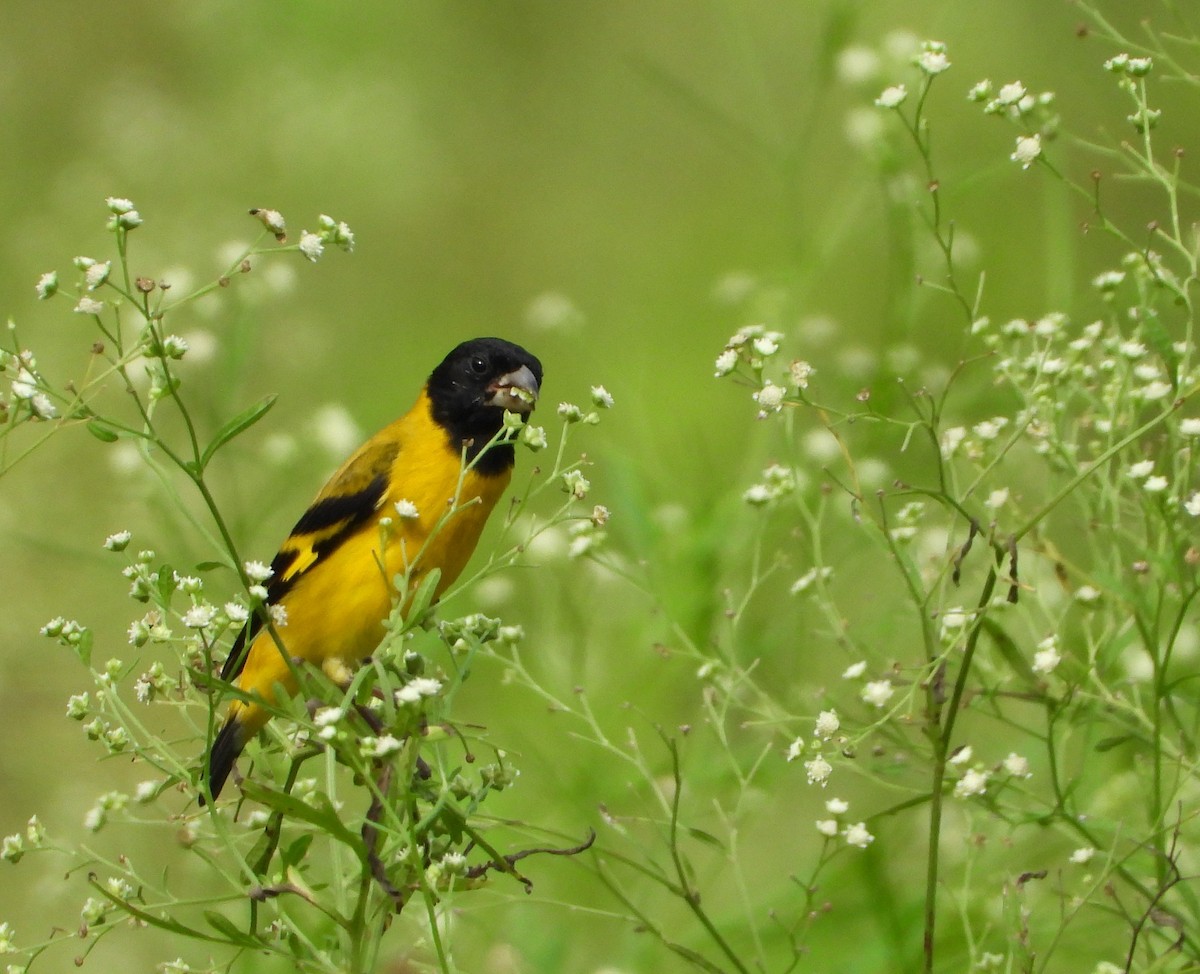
<box><xmin>470</xmin><ymin>356</ymin><xmax>488</xmax><ymax>374</ymax></box>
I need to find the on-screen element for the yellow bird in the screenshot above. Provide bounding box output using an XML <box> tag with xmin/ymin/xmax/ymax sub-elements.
<box><xmin>203</xmin><ymin>337</ymin><xmax>542</xmax><ymax>802</ymax></box>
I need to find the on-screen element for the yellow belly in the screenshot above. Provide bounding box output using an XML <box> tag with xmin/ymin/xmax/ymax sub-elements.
<box><xmin>232</xmin><ymin>417</ymin><xmax>511</xmax><ymax>727</ymax></box>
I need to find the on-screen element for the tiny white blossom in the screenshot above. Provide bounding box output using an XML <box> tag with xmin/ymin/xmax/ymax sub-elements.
<box><xmin>298</xmin><ymin>231</ymin><xmax>324</xmax><ymax>262</ymax></box>
<box><xmin>395</xmin><ymin>677</ymin><xmax>442</xmax><ymax>705</ymax></box>
<box><xmin>1137</xmin><ymin>380</ymin><xmax>1172</xmax><ymax>401</ymax></box>
<box><xmin>816</xmin><ymin>819</ymin><xmax>839</xmax><ymax>837</ymax></box>
<box><xmin>267</xmin><ymin>604</ymin><xmax>288</xmax><ymax>627</ymax></box>
<box><xmin>182</xmin><ymin>604</ymin><xmax>215</xmax><ymax>629</ymax></box>
<box><xmin>244</xmin><ymin>560</ymin><xmax>274</xmax><ymax>583</ymax></box>
<box><xmin>996</xmin><ymin>81</ymin><xmax>1027</xmax><ymax>106</ymax></box>
<box><xmin>861</xmin><ymin>679</ymin><xmax>894</xmax><ymax>707</ymax></box>
<box><xmin>30</xmin><ymin>394</ymin><xmax>57</xmax><ymax>420</ymax></box>
<box><xmin>1074</xmin><ymin>585</ymin><xmax>1101</xmax><ymax>604</ymax></box>
<box><xmin>35</xmin><ymin>271</ymin><xmax>58</xmax><ymax>299</ymax></box>
<box><xmin>714</xmin><ymin>348</ymin><xmax>739</xmax><ymax>377</ymax></box>
<box><xmin>361</xmin><ymin>734</ymin><xmax>404</xmax><ymax>758</ymax></box>
<box><xmin>751</xmin><ymin>333</ymin><xmax>782</xmax><ymax>357</ymax></box>
<box><xmin>105</xmin><ymin>197</ymin><xmax>136</xmax><ymax>214</ymax></box>
<box><xmin>843</xmin><ymin>822</ymin><xmax>874</xmax><ymax>848</ymax></box>
<box><xmin>948</xmin><ymin>745</ymin><xmax>973</xmax><ymax>766</ymax></box>
<box><xmin>1143</xmin><ymin>475</ymin><xmax>1169</xmax><ymax>493</ymax></box>
<box><xmin>103</xmin><ymin>530</ymin><xmax>132</xmax><ymax>551</ymax></box>
<box><xmin>1003</xmin><ymin>753</ymin><xmax>1032</xmax><ymax>778</ymax></box>
<box><xmin>1011</xmin><ymin>134</ymin><xmax>1042</xmax><ymax>169</ymax></box>
<box><xmin>753</xmin><ymin>380</ymin><xmax>786</xmax><ymax>416</ymax></box>
<box><xmin>394</xmin><ymin>499</ymin><xmax>420</xmax><ymax>520</ymax></box>
<box><xmin>825</xmin><ymin>797</ymin><xmax>849</xmax><ymax>814</ymax></box>
<box><xmin>134</xmin><ymin>780</ymin><xmax>159</xmax><ymax>803</ymax></box>
<box><xmin>1179</xmin><ymin>418</ymin><xmax>1200</xmax><ymax>436</ymax></box>
<box><xmin>85</xmin><ymin>261</ymin><xmax>111</xmax><ymax>290</ymax></box>
<box><xmin>804</xmin><ymin>755</ymin><xmax>833</xmax><ymax>786</ymax></box>
<box><xmin>313</xmin><ymin>706</ymin><xmax>344</xmax><ymax>727</ymax></box>
<box><xmin>224</xmin><ymin>601</ymin><xmax>249</xmax><ymax>624</ymax></box>
<box><xmin>1127</xmin><ymin>460</ymin><xmax>1155</xmax><ymax>479</ymax></box>
<box><xmin>590</xmin><ymin>385</ymin><xmax>614</xmax><ymax>408</ymax></box>
<box><xmin>1032</xmin><ymin>636</ymin><xmax>1061</xmax><ymax>674</ymax></box>
<box><xmin>986</xmin><ymin>488</ymin><xmax>1010</xmax><ymax>509</ymax></box>
<box><xmin>842</xmin><ymin>661</ymin><xmax>868</xmax><ymax>680</ymax></box>
<box><xmin>954</xmin><ymin>767</ymin><xmax>990</xmax><ymax>798</ymax></box>
<box><xmin>814</xmin><ymin>709</ymin><xmax>840</xmax><ymax>740</ymax></box>
<box><xmin>74</xmin><ymin>297</ymin><xmax>105</xmax><ymax>316</ymax></box>
<box><xmin>789</xmin><ymin>359</ymin><xmax>814</xmax><ymax>389</ymax></box>
<box><xmin>1069</xmin><ymin>846</ymin><xmax>1095</xmax><ymax>865</ymax></box>
<box><xmin>1184</xmin><ymin>491</ymin><xmax>1200</xmax><ymax>517</ymax></box>
<box><xmin>915</xmin><ymin>41</ymin><xmax>950</xmax><ymax>76</ymax></box>
<box><xmin>967</xmin><ymin>79</ymin><xmax>993</xmax><ymax>102</ymax></box>
<box><xmin>875</xmin><ymin>84</ymin><xmax>908</xmax><ymax>109</ymax></box>
<box><xmin>785</xmin><ymin>737</ymin><xmax>804</xmax><ymax>762</ymax></box>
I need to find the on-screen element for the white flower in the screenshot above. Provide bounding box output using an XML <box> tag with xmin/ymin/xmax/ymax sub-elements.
<box><xmin>1011</xmin><ymin>134</ymin><xmax>1042</xmax><ymax>169</ymax></box>
<box><xmin>836</xmin><ymin>45</ymin><xmax>880</xmax><ymax>85</ymax></box>
<box><xmin>361</xmin><ymin>734</ymin><xmax>404</xmax><ymax>758</ymax></box>
<box><xmin>752</xmin><ymin>335</ymin><xmax>780</xmax><ymax>357</ymax></box>
<box><xmin>996</xmin><ymin>81</ymin><xmax>1027</xmax><ymax>106</ymax></box>
<box><xmin>875</xmin><ymin>84</ymin><xmax>908</xmax><ymax>109</ymax></box>
<box><xmin>815</xmin><ymin>819</ymin><xmax>839</xmax><ymax>837</ymax></box>
<box><xmin>843</xmin><ymin>822</ymin><xmax>874</xmax><ymax>848</ymax></box>
<box><xmin>1127</xmin><ymin>460</ymin><xmax>1155</xmax><ymax>479</ymax></box>
<box><xmin>298</xmin><ymin>231</ymin><xmax>324</xmax><ymax>262</ymax></box>
<box><xmin>103</xmin><ymin>530</ymin><xmax>132</xmax><ymax>551</ymax></box>
<box><xmin>30</xmin><ymin>394</ymin><xmax>57</xmax><ymax>419</ymax></box>
<box><xmin>1003</xmin><ymin>753</ymin><xmax>1032</xmax><ymax>778</ymax></box>
<box><xmin>395</xmin><ymin>677</ymin><xmax>442</xmax><ymax>705</ymax></box>
<box><xmin>915</xmin><ymin>41</ymin><xmax>950</xmax><ymax>76</ymax></box>
<box><xmin>986</xmin><ymin>488</ymin><xmax>1010</xmax><ymax>509</ymax></box>
<box><xmin>1074</xmin><ymin>585</ymin><xmax>1101</xmax><ymax>604</ymax></box>
<box><xmin>394</xmin><ymin>499</ymin><xmax>420</xmax><ymax>519</ymax></box>
<box><xmin>590</xmin><ymin>385</ymin><xmax>614</xmax><ymax>408</ymax></box>
<box><xmin>1093</xmin><ymin>270</ymin><xmax>1125</xmax><ymax>291</ymax></box>
<box><xmin>814</xmin><ymin>710</ymin><xmax>839</xmax><ymax>740</ymax></box>
<box><xmin>35</xmin><ymin>271</ymin><xmax>58</xmax><ymax>299</ymax></box>
<box><xmin>225</xmin><ymin>601</ymin><xmax>250</xmax><ymax>624</ymax></box>
<box><xmin>967</xmin><ymin>79</ymin><xmax>993</xmax><ymax>102</ymax></box>
<box><xmin>861</xmin><ymin>679</ymin><xmax>894</xmax><ymax>708</ymax></box>
<box><xmin>1185</xmin><ymin>492</ymin><xmax>1200</xmax><ymax>517</ymax></box>
<box><xmin>842</xmin><ymin>661</ymin><xmax>867</xmax><ymax>680</ymax></box>
<box><xmin>313</xmin><ymin>706</ymin><xmax>344</xmax><ymax>727</ymax></box>
<box><xmin>785</xmin><ymin>737</ymin><xmax>804</xmax><ymax>762</ymax></box>
<box><xmin>948</xmin><ymin>745</ymin><xmax>973</xmax><ymax>766</ymax></box>
<box><xmin>714</xmin><ymin>348</ymin><xmax>739</xmax><ymax>377</ymax></box>
<box><xmin>1143</xmin><ymin>475</ymin><xmax>1169</xmax><ymax>493</ymax></box>
<box><xmin>790</xmin><ymin>566</ymin><xmax>833</xmax><ymax>594</ymax></box>
<box><xmin>1179</xmin><ymin>418</ymin><xmax>1200</xmax><ymax>436</ymax></box>
<box><xmin>804</xmin><ymin>755</ymin><xmax>832</xmax><ymax>786</ymax></box>
<box><xmin>1032</xmin><ymin>636</ymin><xmax>1061</xmax><ymax>674</ymax></box>
<box><xmin>941</xmin><ymin>426</ymin><xmax>966</xmax><ymax>456</ymax></box>
<box><xmin>105</xmin><ymin>197</ymin><xmax>136</xmax><ymax>214</ymax></box>
<box><xmin>825</xmin><ymin>797</ymin><xmax>849</xmax><ymax>814</ymax></box>
<box><xmin>85</xmin><ymin>261</ymin><xmax>111</xmax><ymax>290</ymax></box>
<box><xmin>954</xmin><ymin>767</ymin><xmax>990</xmax><ymax>798</ymax></box>
<box><xmin>74</xmin><ymin>296</ymin><xmax>105</xmax><ymax>316</ymax></box>
<box><xmin>789</xmin><ymin>359</ymin><xmax>814</xmax><ymax>389</ymax></box>
<box><xmin>1137</xmin><ymin>380</ymin><xmax>1172</xmax><ymax>401</ymax></box>
<box><xmin>1069</xmin><ymin>847</ymin><xmax>1095</xmax><ymax>865</ymax></box>
<box><xmin>267</xmin><ymin>604</ymin><xmax>288</xmax><ymax>627</ymax></box>
<box><xmin>182</xmin><ymin>604</ymin><xmax>215</xmax><ymax>629</ymax></box>
<box><xmin>562</xmin><ymin>470</ymin><xmax>591</xmax><ymax>499</ymax></box>
<box><xmin>244</xmin><ymin>560</ymin><xmax>274</xmax><ymax>583</ymax></box>
<box><xmin>753</xmin><ymin>380</ymin><xmax>786</xmax><ymax>416</ymax></box>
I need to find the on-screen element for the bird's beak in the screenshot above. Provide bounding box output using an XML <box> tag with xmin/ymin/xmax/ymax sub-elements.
<box><xmin>487</xmin><ymin>365</ymin><xmax>540</xmax><ymax>414</ymax></box>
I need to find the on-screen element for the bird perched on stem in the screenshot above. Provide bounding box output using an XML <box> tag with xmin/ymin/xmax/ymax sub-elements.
<box><xmin>202</xmin><ymin>337</ymin><xmax>542</xmax><ymax>803</ymax></box>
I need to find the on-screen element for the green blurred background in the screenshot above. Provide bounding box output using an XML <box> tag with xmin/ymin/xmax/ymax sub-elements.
<box><xmin>0</xmin><ymin>1</ymin><xmax>1186</xmax><ymax>971</ymax></box>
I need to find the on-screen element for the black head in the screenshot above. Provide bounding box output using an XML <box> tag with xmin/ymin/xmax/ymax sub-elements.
<box><xmin>426</xmin><ymin>337</ymin><xmax>543</xmax><ymax>474</ymax></box>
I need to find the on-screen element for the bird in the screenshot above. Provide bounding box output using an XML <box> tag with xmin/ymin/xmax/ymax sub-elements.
<box><xmin>202</xmin><ymin>337</ymin><xmax>542</xmax><ymax>803</ymax></box>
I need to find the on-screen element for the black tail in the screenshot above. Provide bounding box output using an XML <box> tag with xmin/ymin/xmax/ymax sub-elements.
<box><xmin>201</xmin><ymin>717</ymin><xmax>243</xmax><ymax>805</ymax></box>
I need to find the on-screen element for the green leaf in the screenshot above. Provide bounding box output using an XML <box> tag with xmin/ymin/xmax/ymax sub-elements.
<box><xmin>239</xmin><ymin>779</ymin><xmax>363</xmax><ymax>852</ymax></box>
<box><xmin>195</xmin><ymin>560</ymin><xmax>228</xmax><ymax>573</ymax></box>
<box><xmin>86</xmin><ymin>420</ymin><xmax>119</xmax><ymax>443</ymax></box>
<box><xmin>980</xmin><ymin>618</ymin><xmax>1037</xmax><ymax>687</ymax></box>
<box><xmin>199</xmin><ymin>393</ymin><xmax>278</xmax><ymax>471</ymax></box>
<box><xmin>204</xmin><ymin>909</ymin><xmax>259</xmax><ymax>947</ymax></box>
<box><xmin>1095</xmin><ymin>735</ymin><xmax>1133</xmax><ymax>753</ymax></box>
<box><xmin>282</xmin><ymin>833</ymin><xmax>315</xmax><ymax>869</ymax></box>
